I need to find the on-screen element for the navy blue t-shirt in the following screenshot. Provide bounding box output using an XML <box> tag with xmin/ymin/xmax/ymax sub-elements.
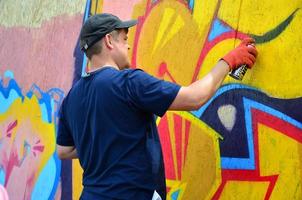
<box><xmin>57</xmin><ymin>67</ymin><xmax>180</xmax><ymax>200</ymax></box>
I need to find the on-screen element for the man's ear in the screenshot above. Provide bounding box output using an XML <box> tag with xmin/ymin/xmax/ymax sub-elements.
<box><xmin>104</xmin><ymin>34</ymin><xmax>114</xmax><ymax>49</ymax></box>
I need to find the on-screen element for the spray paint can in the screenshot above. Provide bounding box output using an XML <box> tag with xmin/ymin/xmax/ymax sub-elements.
<box><xmin>229</xmin><ymin>64</ymin><xmax>248</xmax><ymax>80</ymax></box>
<box><xmin>229</xmin><ymin>44</ymin><xmax>254</xmax><ymax>80</ymax></box>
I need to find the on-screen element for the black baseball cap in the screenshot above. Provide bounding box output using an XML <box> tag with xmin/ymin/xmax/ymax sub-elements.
<box><xmin>79</xmin><ymin>13</ymin><xmax>137</xmax><ymax>51</ymax></box>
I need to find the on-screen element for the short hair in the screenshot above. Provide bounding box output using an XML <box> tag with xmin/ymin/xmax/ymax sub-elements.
<box><xmin>85</xmin><ymin>40</ymin><xmax>103</xmax><ymax>60</ymax></box>
<box><xmin>84</xmin><ymin>29</ymin><xmax>124</xmax><ymax>60</ymax></box>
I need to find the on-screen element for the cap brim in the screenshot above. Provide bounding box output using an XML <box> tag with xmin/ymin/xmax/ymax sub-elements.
<box><xmin>116</xmin><ymin>19</ymin><xmax>137</xmax><ymax>29</ymax></box>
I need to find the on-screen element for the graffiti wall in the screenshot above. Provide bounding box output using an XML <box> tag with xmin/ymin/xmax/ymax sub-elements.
<box><xmin>90</xmin><ymin>0</ymin><xmax>302</xmax><ymax>199</ymax></box>
<box><xmin>1</xmin><ymin>0</ymin><xmax>302</xmax><ymax>199</ymax></box>
<box><xmin>0</xmin><ymin>0</ymin><xmax>86</xmax><ymax>199</ymax></box>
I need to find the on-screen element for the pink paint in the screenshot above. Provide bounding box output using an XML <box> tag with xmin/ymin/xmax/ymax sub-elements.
<box><xmin>33</xmin><ymin>145</ymin><xmax>44</xmax><ymax>153</ymax></box>
<box><xmin>6</xmin><ymin>120</ymin><xmax>17</xmax><ymax>137</ymax></box>
<box><xmin>24</xmin><ymin>173</ymin><xmax>36</xmax><ymax>199</ymax></box>
<box><xmin>4</xmin><ymin>149</ymin><xmax>19</xmax><ymax>187</ymax></box>
<box><xmin>102</xmin><ymin>0</ymin><xmax>142</xmax><ymax>20</ymax></box>
<box><xmin>0</xmin><ymin>118</ymin><xmax>48</xmax><ymax>198</ymax></box>
<box><xmin>0</xmin><ymin>13</ymin><xmax>83</xmax><ymax>93</ymax></box>
<box><xmin>0</xmin><ymin>185</ymin><xmax>9</xmax><ymax>200</ymax></box>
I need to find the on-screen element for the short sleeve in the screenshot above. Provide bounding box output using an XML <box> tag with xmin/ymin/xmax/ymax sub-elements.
<box><xmin>56</xmin><ymin>99</ymin><xmax>75</xmax><ymax>146</ymax></box>
<box><xmin>126</xmin><ymin>69</ymin><xmax>180</xmax><ymax>117</ymax></box>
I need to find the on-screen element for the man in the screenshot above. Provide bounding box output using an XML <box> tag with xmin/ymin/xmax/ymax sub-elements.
<box><xmin>56</xmin><ymin>13</ymin><xmax>257</xmax><ymax>200</ymax></box>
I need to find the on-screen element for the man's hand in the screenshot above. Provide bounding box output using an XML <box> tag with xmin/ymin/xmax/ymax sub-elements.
<box><xmin>222</xmin><ymin>38</ymin><xmax>258</xmax><ymax>70</ymax></box>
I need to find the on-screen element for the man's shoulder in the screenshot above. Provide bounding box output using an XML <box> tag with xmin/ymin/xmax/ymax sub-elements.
<box><xmin>124</xmin><ymin>68</ymin><xmax>152</xmax><ymax>80</ymax></box>
<box><xmin>127</xmin><ymin>68</ymin><xmax>144</xmax><ymax>72</ymax></box>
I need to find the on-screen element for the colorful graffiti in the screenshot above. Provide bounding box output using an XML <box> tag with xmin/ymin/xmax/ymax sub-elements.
<box><xmin>0</xmin><ymin>1</ymin><xmax>86</xmax><ymax>199</ymax></box>
<box><xmin>77</xmin><ymin>0</ymin><xmax>302</xmax><ymax>199</ymax></box>
<box><xmin>1</xmin><ymin>0</ymin><xmax>301</xmax><ymax>199</ymax></box>
<box><xmin>0</xmin><ymin>71</ymin><xmax>64</xmax><ymax>199</ymax></box>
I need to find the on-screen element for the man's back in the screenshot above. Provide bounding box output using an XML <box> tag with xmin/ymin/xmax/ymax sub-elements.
<box><xmin>57</xmin><ymin>66</ymin><xmax>180</xmax><ymax>199</ymax></box>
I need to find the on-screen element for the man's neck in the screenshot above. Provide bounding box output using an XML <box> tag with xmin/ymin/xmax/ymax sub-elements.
<box><xmin>89</xmin><ymin>63</ymin><xmax>119</xmax><ymax>73</ymax></box>
<box><xmin>89</xmin><ymin>55</ymin><xmax>119</xmax><ymax>73</ymax></box>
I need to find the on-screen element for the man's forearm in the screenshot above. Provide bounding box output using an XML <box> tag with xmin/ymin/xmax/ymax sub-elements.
<box><xmin>188</xmin><ymin>60</ymin><xmax>229</xmax><ymax>106</ymax></box>
<box><xmin>169</xmin><ymin>60</ymin><xmax>230</xmax><ymax>111</ymax></box>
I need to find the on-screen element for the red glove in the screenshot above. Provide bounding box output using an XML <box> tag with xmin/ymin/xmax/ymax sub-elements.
<box><xmin>222</xmin><ymin>38</ymin><xmax>258</xmax><ymax>70</ymax></box>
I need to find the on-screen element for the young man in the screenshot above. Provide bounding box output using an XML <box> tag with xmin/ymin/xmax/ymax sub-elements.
<box><xmin>56</xmin><ymin>13</ymin><xmax>257</xmax><ymax>200</ymax></box>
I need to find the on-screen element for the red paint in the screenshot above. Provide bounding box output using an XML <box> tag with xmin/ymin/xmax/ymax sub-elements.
<box><xmin>158</xmin><ymin>113</ymin><xmax>193</xmax><ymax>181</ymax></box>
<box><xmin>158</xmin><ymin>115</ymin><xmax>176</xmax><ymax>180</ymax></box>
<box><xmin>252</xmin><ymin>109</ymin><xmax>302</xmax><ymax>143</ymax></box>
<box><xmin>173</xmin><ymin>114</ymin><xmax>183</xmax><ymax>179</ymax></box>
<box><xmin>131</xmin><ymin>15</ymin><xmax>144</xmax><ymax>68</ymax></box>
<box><xmin>157</xmin><ymin>62</ymin><xmax>167</xmax><ymax>78</ymax></box>
<box><xmin>184</xmin><ymin>120</ymin><xmax>191</xmax><ymax>167</ymax></box>
<box><xmin>156</xmin><ymin>62</ymin><xmax>177</xmax><ymax>83</ymax></box>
